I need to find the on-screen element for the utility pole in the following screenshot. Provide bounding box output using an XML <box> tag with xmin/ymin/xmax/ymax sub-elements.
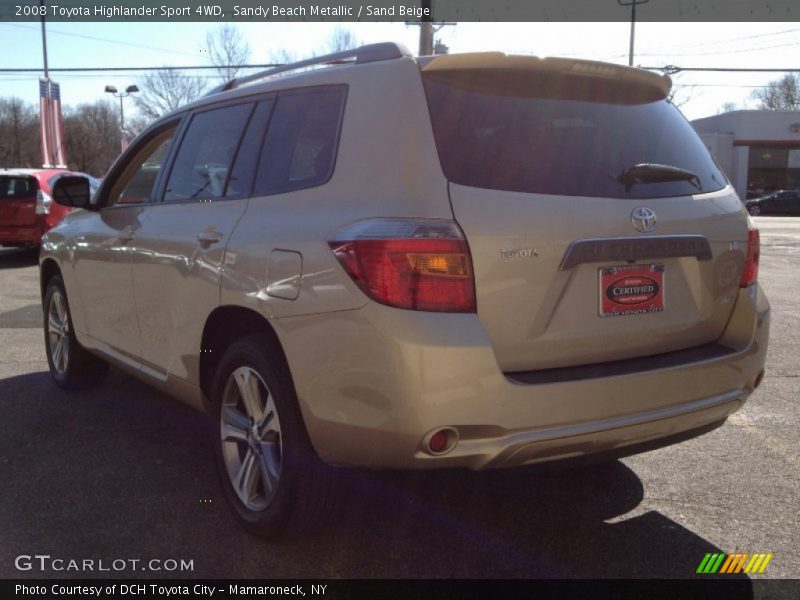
<box><xmin>39</xmin><ymin>0</ymin><xmax>49</xmax><ymax>79</ymax></box>
<box><xmin>618</xmin><ymin>0</ymin><xmax>649</xmax><ymax>66</ymax></box>
<box><xmin>420</xmin><ymin>20</ymin><xmax>433</xmax><ymax>56</ymax></box>
<box><xmin>408</xmin><ymin>0</ymin><xmax>455</xmax><ymax>56</ymax></box>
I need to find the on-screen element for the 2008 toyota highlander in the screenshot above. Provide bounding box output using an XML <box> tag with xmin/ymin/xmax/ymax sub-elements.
<box><xmin>40</xmin><ymin>43</ymin><xmax>769</xmax><ymax>537</ymax></box>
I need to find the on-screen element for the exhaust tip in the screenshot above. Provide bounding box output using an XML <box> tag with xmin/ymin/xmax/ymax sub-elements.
<box><xmin>424</xmin><ymin>427</ymin><xmax>459</xmax><ymax>456</ymax></box>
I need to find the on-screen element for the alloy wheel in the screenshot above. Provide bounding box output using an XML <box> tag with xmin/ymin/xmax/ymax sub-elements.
<box><xmin>47</xmin><ymin>290</ymin><xmax>70</xmax><ymax>375</ymax></box>
<box><xmin>220</xmin><ymin>366</ymin><xmax>283</xmax><ymax>512</ymax></box>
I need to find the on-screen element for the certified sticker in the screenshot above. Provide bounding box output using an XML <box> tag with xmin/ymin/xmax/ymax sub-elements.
<box><xmin>600</xmin><ymin>264</ymin><xmax>665</xmax><ymax>317</ymax></box>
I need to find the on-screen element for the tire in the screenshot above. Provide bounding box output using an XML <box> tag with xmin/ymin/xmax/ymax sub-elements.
<box><xmin>43</xmin><ymin>275</ymin><xmax>109</xmax><ymax>390</ymax></box>
<box><xmin>211</xmin><ymin>334</ymin><xmax>341</xmax><ymax>538</ymax></box>
<box><xmin>748</xmin><ymin>204</ymin><xmax>761</xmax><ymax>216</ymax></box>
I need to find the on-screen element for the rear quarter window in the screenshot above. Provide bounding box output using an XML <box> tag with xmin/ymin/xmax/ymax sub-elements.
<box><xmin>423</xmin><ymin>75</ymin><xmax>727</xmax><ymax>199</ymax></box>
<box><xmin>254</xmin><ymin>86</ymin><xmax>346</xmax><ymax>196</ymax></box>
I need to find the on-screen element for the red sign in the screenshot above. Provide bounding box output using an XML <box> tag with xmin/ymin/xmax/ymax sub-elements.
<box><xmin>600</xmin><ymin>264</ymin><xmax>665</xmax><ymax>317</ymax></box>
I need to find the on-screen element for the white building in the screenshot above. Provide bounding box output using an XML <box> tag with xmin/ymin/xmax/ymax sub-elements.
<box><xmin>691</xmin><ymin>110</ymin><xmax>800</xmax><ymax>199</ymax></box>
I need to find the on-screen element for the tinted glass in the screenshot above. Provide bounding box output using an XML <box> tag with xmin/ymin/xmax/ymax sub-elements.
<box><xmin>254</xmin><ymin>88</ymin><xmax>345</xmax><ymax>196</ymax></box>
<box><xmin>225</xmin><ymin>100</ymin><xmax>274</xmax><ymax>197</ymax></box>
<box><xmin>423</xmin><ymin>77</ymin><xmax>727</xmax><ymax>199</ymax></box>
<box><xmin>164</xmin><ymin>103</ymin><xmax>253</xmax><ymax>202</ymax></box>
<box><xmin>0</xmin><ymin>177</ymin><xmax>34</xmax><ymax>199</ymax></box>
<box><xmin>111</xmin><ymin>131</ymin><xmax>175</xmax><ymax>206</ymax></box>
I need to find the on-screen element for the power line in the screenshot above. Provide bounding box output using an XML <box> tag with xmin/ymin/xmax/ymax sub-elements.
<box><xmin>0</xmin><ymin>75</ymin><xmax>771</xmax><ymax>88</ymax></box>
<box><xmin>636</xmin><ymin>39</ymin><xmax>800</xmax><ymax>58</ymax></box>
<box><xmin>0</xmin><ymin>64</ymin><xmax>280</xmax><ymax>73</ymax></box>
<box><xmin>1</xmin><ymin>22</ymin><xmax>200</xmax><ymax>58</ymax></box>
<box><xmin>2</xmin><ymin>64</ymin><xmax>796</xmax><ymax>75</ymax></box>
<box><xmin>643</xmin><ymin>66</ymin><xmax>800</xmax><ymax>74</ymax></box>
<box><xmin>635</xmin><ymin>26</ymin><xmax>800</xmax><ymax>53</ymax></box>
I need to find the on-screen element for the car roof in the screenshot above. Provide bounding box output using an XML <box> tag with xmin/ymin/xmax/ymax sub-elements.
<box><xmin>0</xmin><ymin>168</ymin><xmax>70</xmax><ymax>179</ymax></box>
<box><xmin>160</xmin><ymin>44</ymin><xmax>672</xmax><ymax>121</ymax></box>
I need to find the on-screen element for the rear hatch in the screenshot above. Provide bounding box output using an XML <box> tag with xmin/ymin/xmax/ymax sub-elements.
<box><xmin>422</xmin><ymin>54</ymin><xmax>749</xmax><ymax>372</ymax></box>
<box><xmin>0</xmin><ymin>174</ymin><xmax>39</xmax><ymax>226</ymax></box>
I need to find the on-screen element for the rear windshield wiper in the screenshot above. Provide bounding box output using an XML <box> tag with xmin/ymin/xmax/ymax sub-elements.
<box><xmin>616</xmin><ymin>163</ymin><xmax>702</xmax><ymax>192</ymax></box>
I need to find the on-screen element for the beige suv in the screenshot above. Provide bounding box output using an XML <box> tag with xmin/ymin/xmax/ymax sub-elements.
<box><xmin>41</xmin><ymin>43</ymin><xmax>769</xmax><ymax>537</ymax></box>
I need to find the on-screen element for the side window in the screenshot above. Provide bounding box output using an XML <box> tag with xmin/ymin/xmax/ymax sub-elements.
<box><xmin>163</xmin><ymin>103</ymin><xmax>253</xmax><ymax>202</ymax></box>
<box><xmin>225</xmin><ymin>99</ymin><xmax>274</xmax><ymax>197</ymax></box>
<box><xmin>254</xmin><ymin>87</ymin><xmax>346</xmax><ymax>196</ymax></box>
<box><xmin>107</xmin><ymin>128</ymin><xmax>176</xmax><ymax>207</ymax></box>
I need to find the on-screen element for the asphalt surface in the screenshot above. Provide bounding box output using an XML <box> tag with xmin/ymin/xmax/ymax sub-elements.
<box><xmin>0</xmin><ymin>216</ymin><xmax>797</xmax><ymax>580</ymax></box>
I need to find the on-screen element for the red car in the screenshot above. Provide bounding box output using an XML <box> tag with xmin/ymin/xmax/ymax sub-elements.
<box><xmin>0</xmin><ymin>168</ymin><xmax>99</xmax><ymax>248</ymax></box>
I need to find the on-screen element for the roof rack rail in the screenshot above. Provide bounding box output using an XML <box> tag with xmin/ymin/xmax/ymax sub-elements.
<box><xmin>206</xmin><ymin>42</ymin><xmax>412</xmax><ymax>96</ymax></box>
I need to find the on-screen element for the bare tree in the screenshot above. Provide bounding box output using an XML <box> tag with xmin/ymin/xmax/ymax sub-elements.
<box><xmin>717</xmin><ymin>101</ymin><xmax>740</xmax><ymax>115</ymax></box>
<box><xmin>126</xmin><ymin>114</ymin><xmax>152</xmax><ymax>139</ymax></box>
<box><xmin>265</xmin><ymin>27</ymin><xmax>358</xmax><ymax>71</ymax></box>
<box><xmin>205</xmin><ymin>24</ymin><xmax>251</xmax><ymax>81</ymax></box>
<box><xmin>133</xmin><ymin>69</ymin><xmax>207</xmax><ymax>121</ymax></box>
<box><xmin>750</xmin><ymin>73</ymin><xmax>800</xmax><ymax>110</ymax></box>
<box><xmin>326</xmin><ymin>27</ymin><xmax>359</xmax><ymax>54</ymax></box>
<box><xmin>0</xmin><ymin>97</ymin><xmax>39</xmax><ymax>167</ymax></box>
<box><xmin>667</xmin><ymin>74</ymin><xmax>699</xmax><ymax>110</ymax></box>
<box><xmin>63</xmin><ymin>100</ymin><xmax>120</xmax><ymax>176</ymax></box>
<box><xmin>268</xmin><ymin>48</ymin><xmax>297</xmax><ymax>65</ymax></box>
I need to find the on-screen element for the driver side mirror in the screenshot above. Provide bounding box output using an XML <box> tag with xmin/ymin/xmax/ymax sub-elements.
<box><xmin>51</xmin><ymin>175</ymin><xmax>93</xmax><ymax>210</ymax></box>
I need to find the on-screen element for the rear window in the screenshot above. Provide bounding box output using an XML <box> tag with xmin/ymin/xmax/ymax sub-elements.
<box><xmin>423</xmin><ymin>76</ymin><xmax>727</xmax><ymax>199</ymax></box>
<box><xmin>0</xmin><ymin>176</ymin><xmax>35</xmax><ymax>199</ymax></box>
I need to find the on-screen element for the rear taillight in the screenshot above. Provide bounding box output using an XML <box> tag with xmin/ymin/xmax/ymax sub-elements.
<box><xmin>740</xmin><ymin>228</ymin><xmax>760</xmax><ymax>287</ymax></box>
<box><xmin>328</xmin><ymin>218</ymin><xmax>476</xmax><ymax>312</ymax></box>
<box><xmin>35</xmin><ymin>189</ymin><xmax>51</xmax><ymax>215</ymax></box>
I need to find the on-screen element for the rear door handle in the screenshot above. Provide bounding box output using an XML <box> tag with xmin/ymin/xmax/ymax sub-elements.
<box><xmin>196</xmin><ymin>229</ymin><xmax>223</xmax><ymax>244</ymax></box>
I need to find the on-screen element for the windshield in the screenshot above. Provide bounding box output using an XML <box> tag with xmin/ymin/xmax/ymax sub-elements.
<box><xmin>423</xmin><ymin>76</ymin><xmax>727</xmax><ymax>199</ymax></box>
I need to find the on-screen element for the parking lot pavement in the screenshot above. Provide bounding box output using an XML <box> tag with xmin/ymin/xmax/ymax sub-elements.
<box><xmin>0</xmin><ymin>217</ymin><xmax>797</xmax><ymax>579</ymax></box>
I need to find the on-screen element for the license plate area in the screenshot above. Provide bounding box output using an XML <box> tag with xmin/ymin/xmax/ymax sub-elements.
<box><xmin>599</xmin><ymin>263</ymin><xmax>664</xmax><ymax>317</ymax></box>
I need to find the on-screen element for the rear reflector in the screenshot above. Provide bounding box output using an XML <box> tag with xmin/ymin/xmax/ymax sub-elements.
<box><xmin>429</xmin><ymin>430</ymin><xmax>448</xmax><ymax>453</ymax></box>
<box><xmin>740</xmin><ymin>228</ymin><xmax>759</xmax><ymax>288</ymax></box>
<box><xmin>425</xmin><ymin>427</ymin><xmax>459</xmax><ymax>455</ymax></box>
<box><xmin>328</xmin><ymin>218</ymin><xmax>476</xmax><ymax>312</ymax></box>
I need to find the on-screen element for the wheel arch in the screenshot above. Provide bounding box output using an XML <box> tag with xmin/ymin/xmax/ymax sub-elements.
<box><xmin>40</xmin><ymin>258</ymin><xmax>62</xmax><ymax>303</ymax></box>
<box><xmin>199</xmin><ymin>306</ymin><xmax>292</xmax><ymax>403</ymax></box>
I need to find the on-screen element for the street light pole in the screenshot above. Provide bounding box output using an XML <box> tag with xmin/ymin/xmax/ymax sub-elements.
<box><xmin>618</xmin><ymin>0</ymin><xmax>650</xmax><ymax>67</ymax></box>
<box><xmin>104</xmin><ymin>84</ymin><xmax>139</xmax><ymax>153</ymax></box>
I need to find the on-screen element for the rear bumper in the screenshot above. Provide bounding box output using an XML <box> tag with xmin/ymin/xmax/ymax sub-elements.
<box><xmin>274</xmin><ymin>284</ymin><xmax>769</xmax><ymax>470</ymax></box>
<box><xmin>0</xmin><ymin>223</ymin><xmax>43</xmax><ymax>245</ymax></box>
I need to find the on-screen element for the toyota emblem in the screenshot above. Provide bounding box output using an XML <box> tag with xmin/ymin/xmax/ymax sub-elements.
<box><xmin>631</xmin><ymin>207</ymin><xmax>657</xmax><ymax>233</ymax></box>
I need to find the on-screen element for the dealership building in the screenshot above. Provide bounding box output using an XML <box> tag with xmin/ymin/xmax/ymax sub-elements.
<box><xmin>691</xmin><ymin>110</ymin><xmax>800</xmax><ymax>199</ymax></box>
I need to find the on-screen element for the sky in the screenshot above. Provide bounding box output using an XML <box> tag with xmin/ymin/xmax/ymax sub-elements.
<box><xmin>0</xmin><ymin>21</ymin><xmax>798</xmax><ymax>121</ymax></box>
